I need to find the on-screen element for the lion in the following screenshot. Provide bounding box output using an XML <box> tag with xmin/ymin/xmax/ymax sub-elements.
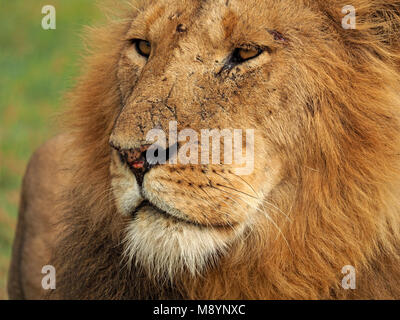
<box><xmin>7</xmin><ymin>0</ymin><xmax>400</xmax><ymax>299</ymax></box>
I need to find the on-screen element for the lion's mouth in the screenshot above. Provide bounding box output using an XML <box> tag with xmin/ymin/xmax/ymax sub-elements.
<box><xmin>131</xmin><ymin>200</ymin><xmax>234</xmax><ymax>229</ymax></box>
<box><xmin>131</xmin><ymin>200</ymin><xmax>205</xmax><ymax>227</ymax></box>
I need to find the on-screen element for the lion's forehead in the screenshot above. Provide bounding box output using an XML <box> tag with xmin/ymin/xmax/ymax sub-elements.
<box><xmin>128</xmin><ymin>0</ymin><xmax>308</xmax><ymax>45</ymax></box>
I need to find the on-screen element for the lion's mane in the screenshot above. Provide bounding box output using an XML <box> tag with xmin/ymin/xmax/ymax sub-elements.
<box><xmin>50</xmin><ymin>0</ymin><xmax>400</xmax><ymax>299</ymax></box>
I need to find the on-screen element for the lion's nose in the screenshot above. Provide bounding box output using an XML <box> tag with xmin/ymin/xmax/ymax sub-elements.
<box><xmin>112</xmin><ymin>144</ymin><xmax>152</xmax><ymax>187</ymax></box>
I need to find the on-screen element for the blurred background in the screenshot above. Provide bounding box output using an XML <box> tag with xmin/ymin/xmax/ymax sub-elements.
<box><xmin>0</xmin><ymin>0</ymin><xmax>102</xmax><ymax>299</ymax></box>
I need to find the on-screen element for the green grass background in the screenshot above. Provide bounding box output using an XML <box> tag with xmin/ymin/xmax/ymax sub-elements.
<box><xmin>0</xmin><ymin>0</ymin><xmax>101</xmax><ymax>299</ymax></box>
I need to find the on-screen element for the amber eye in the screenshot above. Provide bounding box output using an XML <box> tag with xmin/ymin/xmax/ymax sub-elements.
<box><xmin>232</xmin><ymin>47</ymin><xmax>263</xmax><ymax>63</ymax></box>
<box><xmin>134</xmin><ymin>39</ymin><xmax>151</xmax><ymax>58</ymax></box>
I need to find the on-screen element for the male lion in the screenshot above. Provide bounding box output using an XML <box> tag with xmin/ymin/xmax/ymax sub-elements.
<box><xmin>8</xmin><ymin>0</ymin><xmax>400</xmax><ymax>299</ymax></box>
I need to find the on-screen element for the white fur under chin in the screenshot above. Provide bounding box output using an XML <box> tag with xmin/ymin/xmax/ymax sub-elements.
<box><xmin>123</xmin><ymin>207</ymin><xmax>240</xmax><ymax>281</ymax></box>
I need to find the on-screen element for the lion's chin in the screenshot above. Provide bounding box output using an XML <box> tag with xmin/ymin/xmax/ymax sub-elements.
<box><xmin>131</xmin><ymin>199</ymin><xmax>236</xmax><ymax>229</ymax></box>
<box><xmin>123</xmin><ymin>204</ymin><xmax>246</xmax><ymax>280</ymax></box>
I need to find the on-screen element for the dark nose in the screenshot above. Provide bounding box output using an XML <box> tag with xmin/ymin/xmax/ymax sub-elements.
<box><xmin>114</xmin><ymin>145</ymin><xmax>151</xmax><ymax>187</ymax></box>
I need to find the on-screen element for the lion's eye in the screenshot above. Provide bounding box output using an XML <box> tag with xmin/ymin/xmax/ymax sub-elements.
<box><xmin>232</xmin><ymin>47</ymin><xmax>263</xmax><ymax>63</ymax></box>
<box><xmin>134</xmin><ymin>39</ymin><xmax>151</xmax><ymax>58</ymax></box>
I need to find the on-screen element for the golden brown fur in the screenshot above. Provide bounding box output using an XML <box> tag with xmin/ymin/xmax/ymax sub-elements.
<box><xmin>8</xmin><ymin>0</ymin><xmax>400</xmax><ymax>299</ymax></box>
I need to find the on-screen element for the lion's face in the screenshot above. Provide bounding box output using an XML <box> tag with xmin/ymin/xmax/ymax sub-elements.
<box><xmin>107</xmin><ymin>0</ymin><xmax>346</xmax><ymax>277</ymax></box>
